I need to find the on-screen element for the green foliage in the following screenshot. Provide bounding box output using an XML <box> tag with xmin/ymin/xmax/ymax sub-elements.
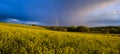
<box><xmin>31</xmin><ymin>24</ymin><xmax>37</xmax><ymax>26</ymax></box>
<box><xmin>49</xmin><ymin>25</ymin><xmax>120</xmax><ymax>34</ymax></box>
<box><xmin>57</xmin><ymin>28</ymin><xmax>67</xmax><ymax>31</ymax></box>
<box><xmin>0</xmin><ymin>23</ymin><xmax>120</xmax><ymax>54</ymax></box>
<box><xmin>109</xmin><ymin>28</ymin><xmax>119</xmax><ymax>34</ymax></box>
<box><xmin>77</xmin><ymin>26</ymin><xmax>89</xmax><ymax>32</ymax></box>
<box><xmin>67</xmin><ymin>26</ymin><xmax>77</xmax><ymax>32</ymax></box>
<box><xmin>49</xmin><ymin>27</ymin><xmax>67</xmax><ymax>32</ymax></box>
<box><xmin>90</xmin><ymin>26</ymin><xmax>120</xmax><ymax>34</ymax></box>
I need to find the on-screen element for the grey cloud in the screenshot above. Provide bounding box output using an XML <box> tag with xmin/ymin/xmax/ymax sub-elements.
<box><xmin>88</xmin><ymin>19</ymin><xmax>120</xmax><ymax>24</ymax></box>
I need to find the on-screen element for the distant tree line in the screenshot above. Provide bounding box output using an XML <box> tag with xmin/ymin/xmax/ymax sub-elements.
<box><xmin>67</xmin><ymin>26</ymin><xmax>89</xmax><ymax>32</ymax></box>
<box><xmin>49</xmin><ymin>26</ymin><xmax>89</xmax><ymax>32</ymax></box>
<box><xmin>31</xmin><ymin>24</ymin><xmax>120</xmax><ymax>34</ymax></box>
<box><xmin>89</xmin><ymin>26</ymin><xmax>120</xmax><ymax>34</ymax></box>
<box><xmin>48</xmin><ymin>26</ymin><xmax>120</xmax><ymax>34</ymax></box>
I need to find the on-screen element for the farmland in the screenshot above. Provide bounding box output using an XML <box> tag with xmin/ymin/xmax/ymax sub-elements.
<box><xmin>0</xmin><ymin>23</ymin><xmax>120</xmax><ymax>54</ymax></box>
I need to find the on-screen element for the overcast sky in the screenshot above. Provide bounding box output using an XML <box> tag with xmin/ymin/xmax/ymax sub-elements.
<box><xmin>0</xmin><ymin>0</ymin><xmax>120</xmax><ymax>27</ymax></box>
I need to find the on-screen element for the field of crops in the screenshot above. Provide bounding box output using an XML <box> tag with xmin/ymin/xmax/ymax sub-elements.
<box><xmin>0</xmin><ymin>23</ymin><xmax>120</xmax><ymax>54</ymax></box>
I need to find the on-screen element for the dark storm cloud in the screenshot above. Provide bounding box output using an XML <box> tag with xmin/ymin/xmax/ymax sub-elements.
<box><xmin>0</xmin><ymin>0</ymin><xmax>119</xmax><ymax>26</ymax></box>
<box><xmin>58</xmin><ymin>0</ymin><xmax>112</xmax><ymax>11</ymax></box>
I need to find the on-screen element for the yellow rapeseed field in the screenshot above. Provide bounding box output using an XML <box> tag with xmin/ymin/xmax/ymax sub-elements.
<box><xmin>0</xmin><ymin>23</ymin><xmax>120</xmax><ymax>54</ymax></box>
